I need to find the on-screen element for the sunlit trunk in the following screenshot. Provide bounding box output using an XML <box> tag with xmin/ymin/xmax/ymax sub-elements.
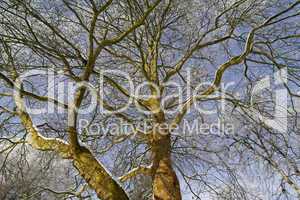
<box><xmin>73</xmin><ymin>147</ymin><xmax>129</xmax><ymax>200</ymax></box>
<box><xmin>151</xmin><ymin>135</ymin><xmax>181</xmax><ymax>200</ymax></box>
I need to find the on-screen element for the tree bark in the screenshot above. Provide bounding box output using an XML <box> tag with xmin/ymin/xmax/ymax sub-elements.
<box><xmin>17</xmin><ymin>112</ymin><xmax>129</xmax><ymax>200</ymax></box>
<box><xmin>151</xmin><ymin>135</ymin><xmax>181</xmax><ymax>200</ymax></box>
<box><xmin>14</xmin><ymin>91</ymin><xmax>129</xmax><ymax>200</ymax></box>
<box><xmin>73</xmin><ymin>147</ymin><xmax>129</xmax><ymax>200</ymax></box>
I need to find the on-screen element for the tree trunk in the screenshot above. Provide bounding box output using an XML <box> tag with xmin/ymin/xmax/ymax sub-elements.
<box><xmin>151</xmin><ymin>135</ymin><xmax>181</xmax><ymax>200</ymax></box>
<box><xmin>15</xmin><ymin>99</ymin><xmax>129</xmax><ymax>200</ymax></box>
<box><xmin>73</xmin><ymin>147</ymin><xmax>129</xmax><ymax>200</ymax></box>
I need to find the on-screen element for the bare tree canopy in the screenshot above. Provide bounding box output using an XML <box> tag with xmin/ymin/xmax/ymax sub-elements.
<box><xmin>0</xmin><ymin>0</ymin><xmax>300</xmax><ymax>199</ymax></box>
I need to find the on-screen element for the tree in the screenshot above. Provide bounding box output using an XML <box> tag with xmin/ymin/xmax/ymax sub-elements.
<box><xmin>0</xmin><ymin>145</ymin><xmax>79</xmax><ymax>200</ymax></box>
<box><xmin>0</xmin><ymin>0</ymin><xmax>299</xmax><ymax>199</ymax></box>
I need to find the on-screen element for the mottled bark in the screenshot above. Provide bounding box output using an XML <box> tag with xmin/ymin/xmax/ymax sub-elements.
<box><xmin>18</xmin><ymin>109</ymin><xmax>129</xmax><ymax>200</ymax></box>
<box><xmin>73</xmin><ymin>147</ymin><xmax>129</xmax><ymax>200</ymax></box>
<box><xmin>14</xmin><ymin>87</ymin><xmax>129</xmax><ymax>200</ymax></box>
<box><xmin>151</xmin><ymin>135</ymin><xmax>181</xmax><ymax>200</ymax></box>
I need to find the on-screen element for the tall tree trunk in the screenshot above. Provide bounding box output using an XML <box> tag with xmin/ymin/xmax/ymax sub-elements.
<box><xmin>73</xmin><ymin>147</ymin><xmax>129</xmax><ymax>200</ymax></box>
<box><xmin>151</xmin><ymin>135</ymin><xmax>181</xmax><ymax>200</ymax></box>
<box><xmin>14</xmin><ymin>91</ymin><xmax>129</xmax><ymax>200</ymax></box>
<box><xmin>16</xmin><ymin>107</ymin><xmax>129</xmax><ymax>200</ymax></box>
